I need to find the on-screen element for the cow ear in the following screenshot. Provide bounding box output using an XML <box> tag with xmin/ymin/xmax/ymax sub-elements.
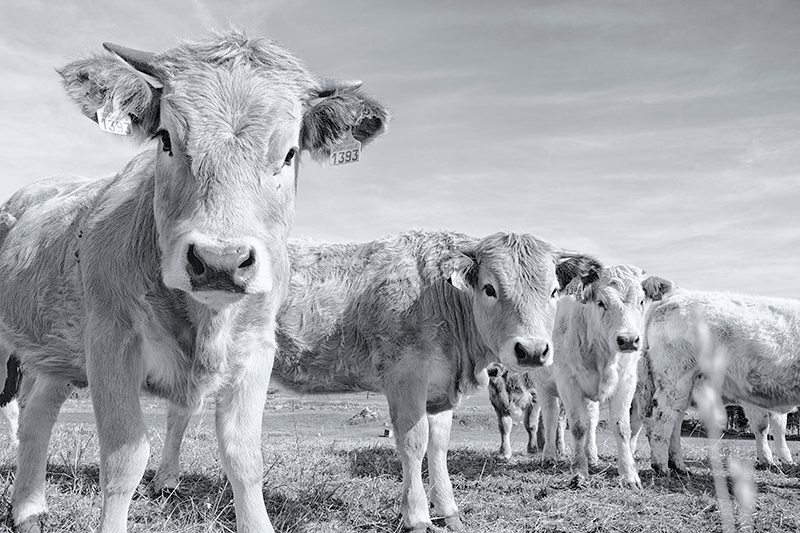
<box><xmin>555</xmin><ymin>251</ymin><xmax>602</xmax><ymax>294</ymax></box>
<box><xmin>301</xmin><ymin>85</ymin><xmax>391</xmax><ymax>162</ymax></box>
<box><xmin>58</xmin><ymin>44</ymin><xmax>163</xmax><ymax>142</ymax></box>
<box><xmin>442</xmin><ymin>251</ymin><xmax>477</xmax><ymax>293</ymax></box>
<box><xmin>642</xmin><ymin>275</ymin><xmax>674</xmax><ymax>302</ymax></box>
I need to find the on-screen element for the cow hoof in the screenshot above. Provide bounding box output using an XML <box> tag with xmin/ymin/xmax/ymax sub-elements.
<box><xmin>651</xmin><ymin>463</ymin><xmax>669</xmax><ymax>477</ymax></box>
<box><xmin>404</xmin><ymin>525</ymin><xmax>431</xmax><ymax>533</ymax></box>
<box><xmin>17</xmin><ymin>516</ymin><xmax>46</xmax><ymax>533</ymax></box>
<box><xmin>569</xmin><ymin>473</ymin><xmax>587</xmax><ymax>489</ymax></box>
<box><xmin>432</xmin><ymin>514</ymin><xmax>464</xmax><ymax>531</ymax></box>
<box><xmin>624</xmin><ymin>476</ymin><xmax>643</xmax><ymax>490</ymax></box>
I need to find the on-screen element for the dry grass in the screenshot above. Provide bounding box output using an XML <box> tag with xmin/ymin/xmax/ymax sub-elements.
<box><xmin>1</xmin><ymin>393</ymin><xmax>799</xmax><ymax>532</ymax></box>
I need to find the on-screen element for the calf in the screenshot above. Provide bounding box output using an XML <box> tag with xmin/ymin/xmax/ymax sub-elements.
<box><xmin>635</xmin><ymin>289</ymin><xmax>800</xmax><ymax>476</ymax></box>
<box><xmin>533</xmin><ymin>266</ymin><xmax>673</xmax><ymax>488</ymax></box>
<box><xmin>153</xmin><ymin>230</ymin><xmax>601</xmax><ymax>532</ymax></box>
<box><xmin>486</xmin><ymin>363</ymin><xmax>566</xmax><ymax>460</ymax></box>
<box><xmin>0</xmin><ymin>31</ymin><xmax>388</xmax><ymax>533</ymax></box>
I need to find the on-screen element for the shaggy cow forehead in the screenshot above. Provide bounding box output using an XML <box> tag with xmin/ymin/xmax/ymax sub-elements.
<box><xmin>594</xmin><ymin>266</ymin><xmax>644</xmax><ymax>301</ymax></box>
<box><xmin>162</xmin><ymin>68</ymin><xmax>302</xmax><ymax>168</ymax></box>
<box><xmin>476</xmin><ymin>233</ymin><xmax>556</xmax><ymax>296</ymax></box>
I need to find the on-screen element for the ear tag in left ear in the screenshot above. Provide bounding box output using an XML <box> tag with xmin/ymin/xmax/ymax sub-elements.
<box><xmin>329</xmin><ymin>131</ymin><xmax>361</xmax><ymax>166</ymax></box>
<box><xmin>96</xmin><ymin>103</ymin><xmax>132</xmax><ymax>136</ymax></box>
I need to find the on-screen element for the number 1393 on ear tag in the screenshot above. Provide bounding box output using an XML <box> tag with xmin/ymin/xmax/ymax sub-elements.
<box><xmin>329</xmin><ymin>132</ymin><xmax>361</xmax><ymax>166</ymax></box>
<box><xmin>96</xmin><ymin>104</ymin><xmax>132</xmax><ymax>136</ymax></box>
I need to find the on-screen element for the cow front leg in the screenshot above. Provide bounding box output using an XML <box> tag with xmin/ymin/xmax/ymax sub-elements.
<box><xmin>744</xmin><ymin>405</ymin><xmax>775</xmax><ymax>468</ymax></box>
<box><xmin>12</xmin><ymin>374</ymin><xmax>71</xmax><ymax>532</ymax></box>
<box><xmin>153</xmin><ymin>401</ymin><xmax>195</xmax><ymax>494</ymax></box>
<box><xmin>586</xmin><ymin>400</ymin><xmax>599</xmax><ymax>467</ymax></box>
<box><xmin>215</xmin><ymin>352</ymin><xmax>273</xmax><ymax>533</ymax></box>
<box><xmin>1</xmin><ymin>397</ymin><xmax>19</xmax><ymax>448</ymax></box>
<box><xmin>427</xmin><ymin>409</ymin><xmax>462</xmax><ymax>531</ymax></box>
<box><xmin>88</xmin><ymin>330</ymin><xmax>150</xmax><ymax>533</ymax></box>
<box><xmin>768</xmin><ymin>412</ymin><xmax>794</xmax><ymax>466</ymax></box>
<box><xmin>560</xmin><ymin>390</ymin><xmax>592</xmax><ymax>487</ymax></box>
<box><xmin>649</xmin><ymin>383</ymin><xmax>691</xmax><ymax>477</ymax></box>
<box><xmin>608</xmin><ymin>384</ymin><xmax>641</xmax><ymax>489</ymax></box>
<box><xmin>538</xmin><ymin>392</ymin><xmax>561</xmax><ymax>463</ymax></box>
<box><xmin>488</xmin><ymin>379</ymin><xmax>514</xmax><ymax>459</ymax></box>
<box><xmin>524</xmin><ymin>399</ymin><xmax>542</xmax><ymax>455</ymax></box>
<box><xmin>386</xmin><ymin>379</ymin><xmax>430</xmax><ymax>532</ymax></box>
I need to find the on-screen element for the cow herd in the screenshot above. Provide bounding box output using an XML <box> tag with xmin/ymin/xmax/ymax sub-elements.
<box><xmin>0</xmin><ymin>30</ymin><xmax>797</xmax><ymax>533</ymax></box>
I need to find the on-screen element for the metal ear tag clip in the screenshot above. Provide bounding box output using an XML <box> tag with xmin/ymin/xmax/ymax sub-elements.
<box><xmin>329</xmin><ymin>131</ymin><xmax>361</xmax><ymax>166</ymax></box>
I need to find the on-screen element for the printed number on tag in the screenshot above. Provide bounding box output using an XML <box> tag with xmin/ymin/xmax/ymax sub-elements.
<box><xmin>97</xmin><ymin>105</ymin><xmax>132</xmax><ymax>136</ymax></box>
<box><xmin>330</xmin><ymin>146</ymin><xmax>361</xmax><ymax>166</ymax></box>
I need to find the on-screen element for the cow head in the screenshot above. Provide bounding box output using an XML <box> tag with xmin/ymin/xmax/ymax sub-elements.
<box><xmin>574</xmin><ymin>266</ymin><xmax>673</xmax><ymax>354</ymax></box>
<box><xmin>447</xmin><ymin>232</ymin><xmax>601</xmax><ymax>371</ymax></box>
<box><xmin>58</xmin><ymin>30</ymin><xmax>389</xmax><ymax>307</ymax></box>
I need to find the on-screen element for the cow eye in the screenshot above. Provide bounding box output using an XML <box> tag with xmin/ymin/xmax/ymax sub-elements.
<box><xmin>550</xmin><ymin>288</ymin><xmax>558</xmax><ymax>299</ymax></box>
<box><xmin>640</xmin><ymin>299</ymin><xmax>645</xmax><ymax>307</ymax></box>
<box><xmin>597</xmin><ymin>300</ymin><xmax>606</xmax><ymax>309</ymax></box>
<box><xmin>483</xmin><ymin>284</ymin><xmax>497</xmax><ymax>298</ymax></box>
<box><xmin>157</xmin><ymin>130</ymin><xmax>172</xmax><ymax>156</ymax></box>
<box><xmin>283</xmin><ymin>147</ymin><xmax>297</xmax><ymax>166</ymax></box>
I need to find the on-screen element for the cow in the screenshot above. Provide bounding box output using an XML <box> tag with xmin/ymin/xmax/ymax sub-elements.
<box><xmin>530</xmin><ymin>266</ymin><xmax>673</xmax><ymax>488</ymax></box>
<box><xmin>150</xmin><ymin>230</ymin><xmax>602</xmax><ymax>532</ymax></box>
<box><xmin>633</xmin><ymin>289</ymin><xmax>800</xmax><ymax>476</ymax></box>
<box><xmin>486</xmin><ymin>363</ymin><xmax>566</xmax><ymax>460</ymax></box>
<box><xmin>0</xmin><ymin>30</ymin><xmax>389</xmax><ymax>533</ymax></box>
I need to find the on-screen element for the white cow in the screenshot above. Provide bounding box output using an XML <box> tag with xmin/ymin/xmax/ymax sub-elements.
<box><xmin>533</xmin><ymin>266</ymin><xmax>673</xmax><ymax>488</ymax></box>
<box><xmin>635</xmin><ymin>289</ymin><xmax>800</xmax><ymax>476</ymax></box>
<box><xmin>0</xmin><ymin>30</ymin><xmax>388</xmax><ymax>533</ymax></box>
<box><xmin>152</xmin><ymin>230</ymin><xmax>602</xmax><ymax>532</ymax></box>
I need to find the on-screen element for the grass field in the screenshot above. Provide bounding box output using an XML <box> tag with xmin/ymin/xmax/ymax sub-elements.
<box><xmin>1</xmin><ymin>390</ymin><xmax>799</xmax><ymax>533</ymax></box>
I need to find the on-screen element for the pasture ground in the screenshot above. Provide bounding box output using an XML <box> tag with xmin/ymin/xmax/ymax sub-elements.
<box><xmin>1</xmin><ymin>389</ymin><xmax>799</xmax><ymax>532</ymax></box>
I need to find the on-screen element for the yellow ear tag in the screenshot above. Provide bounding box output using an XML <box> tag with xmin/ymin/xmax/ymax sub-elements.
<box><xmin>96</xmin><ymin>103</ymin><xmax>132</xmax><ymax>136</ymax></box>
<box><xmin>329</xmin><ymin>131</ymin><xmax>361</xmax><ymax>166</ymax></box>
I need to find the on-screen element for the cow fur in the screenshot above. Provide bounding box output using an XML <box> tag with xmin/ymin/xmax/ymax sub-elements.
<box><xmin>533</xmin><ymin>266</ymin><xmax>673</xmax><ymax>488</ymax></box>
<box><xmin>635</xmin><ymin>288</ymin><xmax>800</xmax><ymax>476</ymax></box>
<box><xmin>0</xmin><ymin>30</ymin><xmax>388</xmax><ymax>533</ymax></box>
<box><xmin>152</xmin><ymin>230</ymin><xmax>602</xmax><ymax>532</ymax></box>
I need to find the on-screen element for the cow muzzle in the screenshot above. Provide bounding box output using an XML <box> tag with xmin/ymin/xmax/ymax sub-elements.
<box><xmin>616</xmin><ymin>333</ymin><xmax>641</xmax><ymax>353</ymax></box>
<box><xmin>514</xmin><ymin>339</ymin><xmax>553</xmax><ymax>367</ymax></box>
<box><xmin>186</xmin><ymin>242</ymin><xmax>256</xmax><ymax>296</ymax></box>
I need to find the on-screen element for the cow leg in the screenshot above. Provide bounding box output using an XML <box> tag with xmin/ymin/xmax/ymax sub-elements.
<box><xmin>488</xmin><ymin>378</ymin><xmax>514</xmax><ymax>459</ymax></box>
<box><xmin>555</xmin><ymin>401</ymin><xmax>567</xmax><ymax>457</ymax></box>
<box><xmin>153</xmin><ymin>401</ymin><xmax>195</xmax><ymax>494</ymax></box>
<box><xmin>560</xmin><ymin>389</ymin><xmax>592</xmax><ymax>487</ymax></box>
<box><xmin>1</xmin><ymin>398</ymin><xmax>20</xmax><ymax>447</ymax></box>
<box><xmin>215</xmin><ymin>351</ymin><xmax>273</xmax><ymax>533</ymax></box>
<box><xmin>523</xmin><ymin>399</ymin><xmax>541</xmax><ymax>455</ymax></box>
<box><xmin>586</xmin><ymin>400</ymin><xmax>599</xmax><ymax>466</ymax></box>
<box><xmin>386</xmin><ymin>377</ymin><xmax>431</xmax><ymax>532</ymax></box>
<box><xmin>88</xmin><ymin>332</ymin><xmax>150</xmax><ymax>533</ymax></box>
<box><xmin>12</xmin><ymin>373</ymin><xmax>72</xmax><ymax>531</ymax></box>
<box><xmin>538</xmin><ymin>392</ymin><xmax>561</xmax><ymax>463</ymax></box>
<box><xmin>608</xmin><ymin>379</ymin><xmax>641</xmax><ymax>489</ymax></box>
<box><xmin>648</xmin><ymin>374</ymin><xmax>692</xmax><ymax>477</ymax></box>
<box><xmin>743</xmin><ymin>404</ymin><xmax>775</xmax><ymax>467</ymax></box>
<box><xmin>768</xmin><ymin>411</ymin><xmax>794</xmax><ymax>466</ymax></box>
<box><xmin>427</xmin><ymin>409</ymin><xmax>462</xmax><ymax>531</ymax></box>
<box><xmin>629</xmin><ymin>396</ymin><xmax>643</xmax><ymax>457</ymax></box>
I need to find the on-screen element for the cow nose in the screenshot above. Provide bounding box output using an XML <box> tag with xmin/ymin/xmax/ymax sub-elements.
<box><xmin>186</xmin><ymin>243</ymin><xmax>256</xmax><ymax>292</ymax></box>
<box><xmin>616</xmin><ymin>334</ymin><xmax>641</xmax><ymax>352</ymax></box>
<box><xmin>514</xmin><ymin>340</ymin><xmax>552</xmax><ymax>367</ymax></box>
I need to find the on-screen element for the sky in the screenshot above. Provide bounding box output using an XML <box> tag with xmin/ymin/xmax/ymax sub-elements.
<box><xmin>1</xmin><ymin>0</ymin><xmax>799</xmax><ymax>297</ymax></box>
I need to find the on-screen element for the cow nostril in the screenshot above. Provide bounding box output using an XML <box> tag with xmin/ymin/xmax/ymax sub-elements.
<box><xmin>617</xmin><ymin>336</ymin><xmax>626</xmax><ymax>347</ymax></box>
<box><xmin>541</xmin><ymin>343</ymin><xmax>549</xmax><ymax>358</ymax></box>
<box><xmin>514</xmin><ymin>342</ymin><xmax>529</xmax><ymax>361</ymax></box>
<box><xmin>238</xmin><ymin>249</ymin><xmax>256</xmax><ymax>269</ymax></box>
<box><xmin>187</xmin><ymin>244</ymin><xmax>205</xmax><ymax>276</ymax></box>
<box><xmin>633</xmin><ymin>336</ymin><xmax>641</xmax><ymax>347</ymax></box>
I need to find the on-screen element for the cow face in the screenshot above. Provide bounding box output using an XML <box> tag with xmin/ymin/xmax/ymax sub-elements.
<box><xmin>58</xmin><ymin>32</ymin><xmax>389</xmax><ymax>308</ymax></box>
<box><xmin>449</xmin><ymin>233</ymin><xmax>601</xmax><ymax>371</ymax></box>
<box><xmin>577</xmin><ymin>266</ymin><xmax>671</xmax><ymax>354</ymax></box>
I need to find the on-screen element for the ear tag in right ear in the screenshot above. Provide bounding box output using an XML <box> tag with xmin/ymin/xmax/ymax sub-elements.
<box><xmin>96</xmin><ymin>103</ymin><xmax>132</xmax><ymax>136</ymax></box>
<box><xmin>329</xmin><ymin>131</ymin><xmax>361</xmax><ymax>166</ymax></box>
